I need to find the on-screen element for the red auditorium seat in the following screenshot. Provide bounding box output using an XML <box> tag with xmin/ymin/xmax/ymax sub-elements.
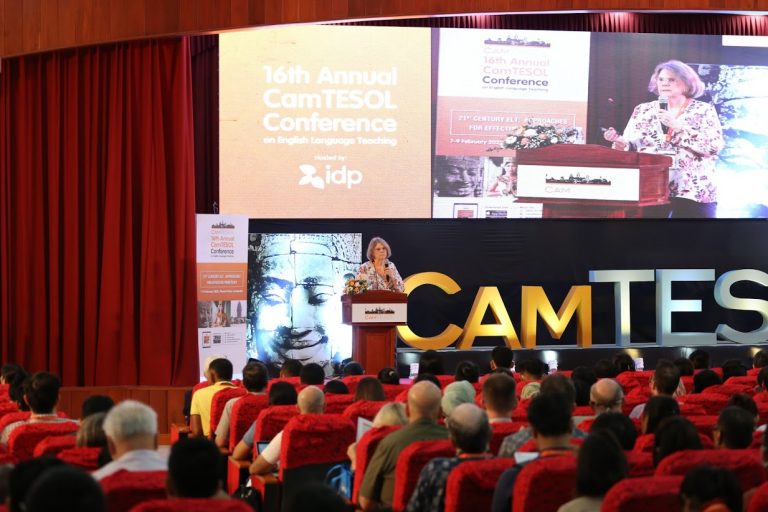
<box><xmin>191</xmin><ymin>381</ymin><xmax>209</xmax><ymax>394</ymax></box>
<box><xmin>32</xmin><ymin>433</ymin><xmax>75</xmax><ymax>457</ymax></box>
<box><xmin>513</xmin><ymin>453</ymin><xmax>577</xmax><ymax>512</ymax></box>
<box><xmin>100</xmin><ymin>470</ymin><xmax>167</xmax><ymax>512</ymax></box>
<box><xmin>57</xmin><ymin>446</ymin><xmax>102</xmax><ymax>471</ymax></box>
<box><xmin>266</xmin><ymin>377</ymin><xmax>302</xmax><ymax>391</ymax></box>
<box><xmin>382</xmin><ymin>384</ymin><xmax>409</xmax><ymax>401</ymax></box>
<box><xmin>489</xmin><ymin>422</ymin><xmax>526</xmax><ymax>455</ymax></box>
<box><xmin>0</xmin><ymin>411</ymin><xmax>29</xmax><ymax>432</ymax></box>
<box><xmin>435</xmin><ymin>375</ymin><xmax>454</xmax><ymax>388</ymax></box>
<box><xmin>252</xmin><ymin>405</ymin><xmax>299</xmax><ymax>443</ymax></box>
<box><xmin>516</xmin><ymin>437</ymin><xmax>583</xmax><ymax>453</ymax></box>
<box><xmin>678</xmin><ymin>393</ymin><xmax>729</xmax><ymax>415</ymax></box>
<box><xmin>703</xmin><ymin>383</ymin><xmax>755</xmax><ymax>396</ymax></box>
<box><xmin>352</xmin><ymin>425</ymin><xmax>401</xmax><ymax>504</ymax></box>
<box><xmin>615</xmin><ymin>372</ymin><xmax>640</xmax><ymax>393</ymax></box>
<box><xmin>747</xmin><ymin>481</ymin><xmax>768</xmax><ymax>512</ymax></box>
<box><xmin>0</xmin><ymin>383</ymin><xmax>10</xmax><ymax>401</ymax></box>
<box><xmin>228</xmin><ymin>394</ymin><xmax>269</xmax><ymax>451</ymax></box>
<box><xmin>390</xmin><ymin>439</ymin><xmax>454</xmax><ymax>512</ymax></box>
<box><xmin>324</xmin><ymin>394</ymin><xmax>355</xmax><ymax>414</ymax></box>
<box><xmin>751</xmin><ymin>429</ymin><xmax>764</xmax><ymax>449</ymax></box>
<box><xmin>679</xmin><ymin>402</ymin><xmax>707</xmax><ymax>416</ymax></box>
<box><xmin>571</xmin><ymin>405</ymin><xmax>592</xmax><ymax>417</ymax></box>
<box><xmin>342</xmin><ymin>400</ymin><xmax>385</xmax><ymax>426</ymax></box>
<box><xmin>686</xmin><ymin>415</ymin><xmax>718</xmax><ymax>438</ymax></box>
<box><xmin>8</xmin><ymin>421</ymin><xmax>79</xmax><ymax>461</ymax></box>
<box><xmin>680</xmin><ymin>375</ymin><xmax>694</xmax><ymax>393</ymax></box>
<box><xmin>209</xmin><ymin>387</ymin><xmax>247</xmax><ymax>437</ymax></box>
<box><xmin>130</xmin><ymin>499</ymin><xmax>253</xmax><ymax>512</ymax></box>
<box><xmin>443</xmin><ymin>458</ymin><xmax>515</xmax><ymax>512</ymax></box>
<box><xmin>0</xmin><ymin>402</ymin><xmax>19</xmax><ymax>419</ymax></box>
<box><xmin>625</xmin><ymin>451</ymin><xmax>654</xmax><ymax>477</ymax></box>
<box><xmin>341</xmin><ymin>375</ymin><xmax>373</xmax><ymax>394</ymax></box>
<box><xmin>576</xmin><ymin>417</ymin><xmax>594</xmax><ymax>432</ymax></box>
<box><xmin>602</xmin><ymin>475</ymin><xmax>684</xmax><ymax>512</ymax></box>
<box><xmin>634</xmin><ymin>432</ymin><xmax>713</xmax><ymax>453</ymax></box>
<box><xmin>725</xmin><ymin>375</ymin><xmax>757</xmax><ymax>386</ymax></box>
<box><xmin>655</xmin><ymin>449</ymin><xmax>766</xmax><ymax>492</ymax></box>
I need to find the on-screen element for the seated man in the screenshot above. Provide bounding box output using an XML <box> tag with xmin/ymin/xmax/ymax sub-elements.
<box><xmin>167</xmin><ymin>437</ymin><xmax>229</xmax><ymax>499</ymax></box>
<box><xmin>491</xmin><ymin>393</ymin><xmax>577</xmax><ymax>512</ymax></box>
<box><xmin>589</xmin><ymin>378</ymin><xmax>624</xmax><ymax>415</ymax></box>
<box><xmin>214</xmin><ymin>361</ymin><xmax>269</xmax><ymax>449</ymax></box>
<box><xmin>249</xmin><ymin>385</ymin><xmax>325</xmax><ymax>476</ymax></box>
<box><xmin>92</xmin><ymin>400</ymin><xmax>166</xmax><ymax>480</ymax></box>
<box><xmin>489</xmin><ymin>346</ymin><xmax>514</xmax><ymax>373</ymax></box>
<box><xmin>629</xmin><ymin>360</ymin><xmax>680</xmax><ymax>419</ymax></box>
<box><xmin>190</xmin><ymin>357</ymin><xmax>237</xmax><ymax>438</ymax></box>
<box><xmin>231</xmin><ymin>381</ymin><xmax>298</xmax><ymax>462</ymax></box>
<box><xmin>482</xmin><ymin>373</ymin><xmax>517</xmax><ymax>422</ymax></box>
<box><xmin>714</xmin><ymin>406</ymin><xmax>755</xmax><ymax>450</ymax></box>
<box><xmin>359</xmin><ymin>380</ymin><xmax>448</xmax><ymax>511</ymax></box>
<box><xmin>406</xmin><ymin>403</ymin><xmax>491</xmax><ymax>512</ymax></box>
<box><xmin>0</xmin><ymin>372</ymin><xmax>77</xmax><ymax>444</ymax></box>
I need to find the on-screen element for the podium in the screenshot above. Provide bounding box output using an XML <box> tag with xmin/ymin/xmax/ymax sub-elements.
<box><xmin>341</xmin><ymin>290</ymin><xmax>408</xmax><ymax>374</ymax></box>
<box><xmin>515</xmin><ymin>144</ymin><xmax>673</xmax><ymax>218</ymax></box>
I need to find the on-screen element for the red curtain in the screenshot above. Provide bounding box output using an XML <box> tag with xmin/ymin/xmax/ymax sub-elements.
<box><xmin>0</xmin><ymin>38</ymin><xmax>198</xmax><ymax>386</ymax></box>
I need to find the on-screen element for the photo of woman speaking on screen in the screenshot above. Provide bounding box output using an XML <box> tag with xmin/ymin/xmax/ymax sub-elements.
<box><xmin>603</xmin><ymin>60</ymin><xmax>724</xmax><ymax>218</ymax></box>
<box><xmin>356</xmin><ymin>237</ymin><xmax>404</xmax><ymax>292</ymax></box>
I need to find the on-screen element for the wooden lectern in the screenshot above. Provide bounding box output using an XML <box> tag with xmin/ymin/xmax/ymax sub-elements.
<box><xmin>341</xmin><ymin>290</ymin><xmax>408</xmax><ymax>374</ymax></box>
<box><xmin>515</xmin><ymin>144</ymin><xmax>673</xmax><ymax>218</ymax></box>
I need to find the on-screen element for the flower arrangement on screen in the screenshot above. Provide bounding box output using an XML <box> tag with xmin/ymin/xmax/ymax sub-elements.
<box><xmin>498</xmin><ymin>125</ymin><xmax>581</xmax><ymax>150</ymax></box>
<box><xmin>344</xmin><ymin>278</ymin><xmax>368</xmax><ymax>295</ymax></box>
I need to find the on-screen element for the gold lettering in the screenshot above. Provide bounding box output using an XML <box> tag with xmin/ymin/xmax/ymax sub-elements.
<box><xmin>457</xmin><ymin>287</ymin><xmax>521</xmax><ymax>349</ymax></box>
<box><xmin>520</xmin><ymin>286</ymin><xmax>592</xmax><ymax>348</ymax></box>
<box><xmin>397</xmin><ymin>272</ymin><xmax>464</xmax><ymax>350</ymax></box>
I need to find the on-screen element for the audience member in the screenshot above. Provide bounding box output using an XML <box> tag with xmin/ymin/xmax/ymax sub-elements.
<box><xmin>653</xmin><ymin>416</ymin><xmax>702</xmax><ymax>467</ymax></box>
<box><xmin>25</xmin><ymin>466</ymin><xmax>105</xmax><ymax>512</ymax></box>
<box><xmin>721</xmin><ymin>359</ymin><xmax>748</xmax><ymax>381</ymax></box>
<box><xmin>492</xmin><ymin>393</ymin><xmax>578</xmax><ymax>512</ymax></box>
<box><xmin>406</xmin><ymin>404</ymin><xmax>491</xmax><ymax>512</ymax></box>
<box><xmin>214</xmin><ymin>361</ymin><xmax>269</xmax><ymax>449</ymax></box>
<box><xmin>590</xmin><ymin>411</ymin><xmax>637</xmax><ymax>450</ymax></box>
<box><xmin>250</xmin><ymin>386</ymin><xmax>325</xmax><ymax>476</ymax></box>
<box><xmin>714</xmin><ymin>406</ymin><xmax>754</xmax><ymax>449</ymax></box>
<box><xmin>674</xmin><ymin>357</ymin><xmax>695</xmax><ymax>376</ymax></box>
<box><xmin>92</xmin><ymin>400</ymin><xmax>165</xmax><ymax>480</ymax></box>
<box><xmin>754</xmin><ymin>349</ymin><xmax>768</xmax><ymax>369</ymax></box>
<box><xmin>359</xmin><ymin>381</ymin><xmax>448</xmax><ymax>510</ymax></box>
<box><xmin>693</xmin><ymin>369</ymin><xmax>722</xmax><ymax>393</ymax></box>
<box><xmin>490</xmin><ymin>346</ymin><xmax>514</xmax><ymax>372</ymax></box>
<box><xmin>377</xmin><ymin>367</ymin><xmax>400</xmax><ymax>385</ymax></box>
<box><xmin>499</xmin><ymin>374</ymin><xmax>586</xmax><ymax>456</ymax></box>
<box><xmin>757</xmin><ymin>367</ymin><xmax>768</xmax><ymax>392</ymax></box>
<box><xmin>454</xmin><ymin>360</ymin><xmax>480</xmax><ymax>384</ymax></box>
<box><xmin>232</xmin><ymin>381</ymin><xmax>298</xmax><ymax>461</ymax></box>
<box><xmin>482</xmin><ymin>373</ymin><xmax>517</xmax><ymax>422</ymax></box>
<box><xmin>0</xmin><ymin>372</ymin><xmax>77</xmax><ymax>444</ymax></box>
<box><xmin>0</xmin><ymin>363</ymin><xmax>26</xmax><ymax>386</ymax></box>
<box><xmin>441</xmin><ymin>381</ymin><xmax>475</xmax><ymax>418</ymax></box>
<box><xmin>629</xmin><ymin>359</ymin><xmax>680</xmax><ymax>419</ymax></box>
<box><xmin>280</xmin><ymin>359</ymin><xmax>303</xmax><ymax>378</ymax></box>
<box><xmin>642</xmin><ymin>395</ymin><xmax>680</xmax><ymax>435</ymax></box>
<box><xmin>689</xmin><ymin>349</ymin><xmax>710</xmax><ymax>370</ymax></box>
<box><xmin>418</xmin><ymin>350</ymin><xmax>445</xmax><ymax>376</ymax></box>
<box><xmin>516</xmin><ymin>359</ymin><xmax>545</xmax><ymax>381</ymax></box>
<box><xmin>727</xmin><ymin>393</ymin><xmax>759</xmax><ymax>427</ymax></box>
<box><xmin>81</xmin><ymin>395</ymin><xmax>114</xmax><ymax>418</ymax></box>
<box><xmin>414</xmin><ymin>373</ymin><xmax>441</xmax><ymax>390</ymax></box>
<box><xmin>612</xmin><ymin>353</ymin><xmax>635</xmax><ymax>374</ymax></box>
<box><xmin>324</xmin><ymin>380</ymin><xmax>350</xmax><ymax>395</ymax></box>
<box><xmin>300</xmin><ymin>363</ymin><xmax>326</xmax><ymax>386</ymax></box>
<box><xmin>589</xmin><ymin>379</ymin><xmax>624</xmax><ymax>415</ymax></box>
<box><xmin>557</xmin><ymin>430</ymin><xmax>628</xmax><ymax>512</ymax></box>
<box><xmin>76</xmin><ymin>412</ymin><xmax>107</xmax><ymax>448</ymax></box>
<box><xmin>593</xmin><ymin>359</ymin><xmax>618</xmax><ymax>379</ymax></box>
<box><xmin>354</xmin><ymin>377</ymin><xmax>386</xmax><ymax>402</ymax></box>
<box><xmin>167</xmin><ymin>437</ymin><xmax>228</xmax><ymax>498</ymax></box>
<box><xmin>571</xmin><ymin>366</ymin><xmax>597</xmax><ymax>407</ymax></box>
<box><xmin>342</xmin><ymin>361</ymin><xmax>365</xmax><ymax>377</ymax></box>
<box><xmin>7</xmin><ymin>457</ymin><xmax>66</xmax><ymax>512</ymax></box>
<box><xmin>679</xmin><ymin>466</ymin><xmax>742</xmax><ymax>512</ymax></box>
<box><xmin>189</xmin><ymin>357</ymin><xmax>236</xmax><ymax>438</ymax></box>
<box><xmin>348</xmin><ymin>402</ymin><xmax>408</xmax><ymax>472</ymax></box>
<box><xmin>284</xmin><ymin>482</ymin><xmax>350</xmax><ymax>512</ymax></box>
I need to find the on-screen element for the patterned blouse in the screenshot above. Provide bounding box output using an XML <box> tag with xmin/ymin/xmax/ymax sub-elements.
<box><xmin>621</xmin><ymin>99</ymin><xmax>724</xmax><ymax>203</ymax></box>
<box><xmin>356</xmin><ymin>261</ymin><xmax>404</xmax><ymax>293</ymax></box>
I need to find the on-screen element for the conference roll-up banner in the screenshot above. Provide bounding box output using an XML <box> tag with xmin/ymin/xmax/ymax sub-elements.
<box><xmin>196</xmin><ymin>214</ymin><xmax>249</xmax><ymax>380</ymax></box>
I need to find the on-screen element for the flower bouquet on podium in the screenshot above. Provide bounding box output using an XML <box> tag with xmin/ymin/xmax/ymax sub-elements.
<box><xmin>344</xmin><ymin>278</ymin><xmax>368</xmax><ymax>295</ymax></box>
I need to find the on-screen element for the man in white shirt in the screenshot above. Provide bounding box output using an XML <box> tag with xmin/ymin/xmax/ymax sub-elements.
<box><xmin>92</xmin><ymin>400</ymin><xmax>166</xmax><ymax>480</ymax></box>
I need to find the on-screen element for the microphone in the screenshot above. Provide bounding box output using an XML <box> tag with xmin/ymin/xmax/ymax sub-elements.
<box><xmin>658</xmin><ymin>95</ymin><xmax>669</xmax><ymax>135</ymax></box>
<box><xmin>384</xmin><ymin>262</ymin><xmax>390</xmax><ymax>281</ymax></box>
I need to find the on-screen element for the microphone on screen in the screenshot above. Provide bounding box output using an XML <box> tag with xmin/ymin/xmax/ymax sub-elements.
<box><xmin>658</xmin><ymin>95</ymin><xmax>669</xmax><ymax>135</ymax></box>
<box><xmin>384</xmin><ymin>262</ymin><xmax>390</xmax><ymax>281</ymax></box>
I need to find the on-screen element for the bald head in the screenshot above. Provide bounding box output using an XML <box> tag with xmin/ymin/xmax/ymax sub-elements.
<box><xmin>297</xmin><ymin>385</ymin><xmax>325</xmax><ymax>414</ymax></box>
<box><xmin>446</xmin><ymin>403</ymin><xmax>491</xmax><ymax>454</ymax></box>
<box><xmin>407</xmin><ymin>381</ymin><xmax>442</xmax><ymax>421</ymax></box>
<box><xmin>589</xmin><ymin>378</ymin><xmax>624</xmax><ymax>414</ymax></box>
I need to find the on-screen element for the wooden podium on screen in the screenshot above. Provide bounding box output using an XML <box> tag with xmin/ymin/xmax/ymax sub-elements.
<box><xmin>341</xmin><ymin>290</ymin><xmax>407</xmax><ymax>374</ymax></box>
<box><xmin>515</xmin><ymin>144</ymin><xmax>673</xmax><ymax>218</ymax></box>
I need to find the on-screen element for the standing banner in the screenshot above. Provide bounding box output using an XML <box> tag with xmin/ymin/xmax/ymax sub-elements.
<box><xmin>196</xmin><ymin>214</ymin><xmax>249</xmax><ymax>380</ymax></box>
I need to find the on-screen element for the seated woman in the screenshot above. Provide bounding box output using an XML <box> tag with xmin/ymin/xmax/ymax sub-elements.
<box><xmin>679</xmin><ymin>465</ymin><xmax>742</xmax><ymax>512</ymax></box>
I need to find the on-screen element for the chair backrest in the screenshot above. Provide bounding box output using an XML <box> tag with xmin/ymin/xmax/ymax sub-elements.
<box><xmin>57</xmin><ymin>446</ymin><xmax>103</xmax><ymax>471</ymax></box>
<box><xmin>571</xmin><ymin>405</ymin><xmax>593</xmax><ymax>417</ymax></box>
<box><xmin>228</xmin><ymin>393</ymin><xmax>269</xmax><ymax>451</ymax></box>
<box><xmin>0</xmin><ymin>411</ymin><xmax>29</xmax><ymax>432</ymax></box>
<box><xmin>341</xmin><ymin>375</ymin><xmax>376</xmax><ymax>395</ymax></box>
<box><xmin>100</xmin><ymin>470</ymin><xmax>167</xmax><ymax>512</ymax></box>
<box><xmin>655</xmin><ymin>449</ymin><xmax>766</xmax><ymax>492</ymax></box>
<box><xmin>324</xmin><ymin>394</ymin><xmax>355</xmax><ymax>414</ymax></box>
<box><xmin>625</xmin><ymin>451</ymin><xmax>654</xmax><ymax>477</ymax></box>
<box><xmin>32</xmin><ymin>433</ymin><xmax>76</xmax><ymax>457</ymax></box>
<box><xmin>191</xmin><ymin>381</ymin><xmax>209</xmax><ymax>394</ymax></box>
<box><xmin>601</xmin><ymin>475</ymin><xmax>684</xmax><ymax>512</ymax></box>
<box><xmin>686</xmin><ymin>415</ymin><xmax>718</xmax><ymax>438</ymax></box>
<box><xmin>130</xmin><ymin>499</ymin><xmax>254</xmax><ymax>512</ymax></box>
<box><xmin>513</xmin><ymin>453</ymin><xmax>577</xmax><ymax>512</ymax></box>
<box><xmin>678</xmin><ymin>402</ymin><xmax>707</xmax><ymax>417</ymax></box>
<box><xmin>253</xmin><ymin>405</ymin><xmax>299</xmax><ymax>442</ymax></box>
<box><xmin>8</xmin><ymin>421</ymin><xmax>79</xmax><ymax>461</ymax></box>
<box><xmin>0</xmin><ymin>383</ymin><xmax>9</xmax><ymax>401</ymax></box>
<box><xmin>267</xmin><ymin>377</ymin><xmax>302</xmax><ymax>391</ymax></box>
<box><xmin>703</xmin><ymin>383</ymin><xmax>755</xmax><ymax>397</ymax></box>
<box><xmin>352</xmin><ymin>426</ymin><xmax>401</xmax><ymax>504</ymax></box>
<box><xmin>391</xmin><ymin>439</ymin><xmax>454</xmax><ymax>512</ymax></box>
<box><xmin>632</xmin><ymin>433</ymin><xmax>655</xmax><ymax>453</ymax></box>
<box><xmin>443</xmin><ymin>458</ymin><xmax>515</xmax><ymax>512</ymax></box>
<box><xmin>725</xmin><ymin>375</ymin><xmax>757</xmax><ymax>386</ymax></box>
<box><xmin>747</xmin><ymin>481</ymin><xmax>768</xmax><ymax>512</ymax></box>
<box><xmin>0</xmin><ymin>402</ymin><xmax>19</xmax><ymax>419</ymax></box>
<box><xmin>575</xmin><ymin>418</ymin><xmax>594</xmax><ymax>433</ymax></box>
<box><xmin>209</xmin><ymin>387</ymin><xmax>247</xmax><ymax>435</ymax></box>
<box><xmin>435</xmin><ymin>375</ymin><xmax>454</xmax><ymax>388</ymax></box>
<box><xmin>382</xmin><ymin>384</ymin><xmax>409</xmax><ymax>401</ymax></box>
<box><xmin>489</xmin><ymin>422</ymin><xmax>526</xmax><ymax>455</ymax></box>
<box><xmin>680</xmin><ymin>375</ymin><xmax>694</xmax><ymax>394</ymax></box>
<box><xmin>679</xmin><ymin>393</ymin><xmax>729</xmax><ymax>415</ymax></box>
<box><xmin>342</xmin><ymin>400</ymin><xmax>385</xmax><ymax>426</ymax></box>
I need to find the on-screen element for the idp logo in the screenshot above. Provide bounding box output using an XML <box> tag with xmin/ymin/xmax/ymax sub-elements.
<box><xmin>299</xmin><ymin>164</ymin><xmax>363</xmax><ymax>190</ymax></box>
